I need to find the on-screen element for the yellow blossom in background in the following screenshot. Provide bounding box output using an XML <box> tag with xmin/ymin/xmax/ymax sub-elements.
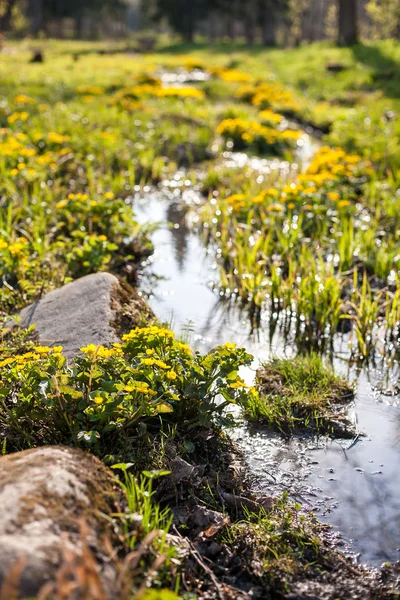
<box><xmin>327</xmin><ymin>192</ymin><xmax>340</xmax><ymax>201</ymax></box>
<box><xmin>14</xmin><ymin>94</ymin><xmax>35</xmax><ymax>105</ymax></box>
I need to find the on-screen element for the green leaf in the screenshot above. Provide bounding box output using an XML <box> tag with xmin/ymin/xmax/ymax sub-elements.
<box><xmin>142</xmin><ymin>469</ymin><xmax>171</xmax><ymax>479</ymax></box>
<box><xmin>59</xmin><ymin>385</ymin><xmax>83</xmax><ymax>399</ymax></box>
<box><xmin>111</xmin><ymin>462</ymin><xmax>134</xmax><ymax>471</ymax></box>
<box><xmin>226</xmin><ymin>370</ymin><xmax>238</xmax><ymax>381</ymax></box>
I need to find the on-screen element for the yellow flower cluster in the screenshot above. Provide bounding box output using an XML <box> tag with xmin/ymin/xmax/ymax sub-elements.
<box><xmin>0</xmin><ymin>236</ymin><xmax>29</xmax><ymax>258</ymax></box>
<box><xmin>124</xmin><ymin>381</ymin><xmax>157</xmax><ymax>396</ymax></box>
<box><xmin>217</xmin><ymin>118</ymin><xmax>300</xmax><ymax>148</ymax></box>
<box><xmin>211</xmin><ymin>68</ymin><xmax>252</xmax><ymax>83</ymax></box>
<box><xmin>259</xmin><ymin>109</ymin><xmax>283</xmax><ymax>124</ymax></box>
<box><xmin>122</xmin><ymin>325</ymin><xmax>175</xmax><ymax>342</ymax></box>
<box><xmin>0</xmin><ymin>345</ymin><xmax>63</xmax><ymax>369</ymax></box>
<box><xmin>304</xmin><ymin>146</ymin><xmax>370</xmax><ymax>179</ymax></box>
<box><xmin>113</xmin><ymin>85</ymin><xmax>205</xmax><ymax>105</ymax></box>
<box><xmin>47</xmin><ymin>132</ymin><xmax>70</xmax><ymax>145</ymax></box>
<box><xmin>0</xmin><ymin>128</ymin><xmax>72</xmax><ymax>179</ymax></box>
<box><xmin>236</xmin><ymin>82</ymin><xmax>300</xmax><ymax>112</ymax></box>
<box><xmin>80</xmin><ymin>343</ymin><xmax>123</xmax><ymax>358</ymax></box>
<box><xmin>140</xmin><ymin>357</ymin><xmax>170</xmax><ymax>368</ymax></box>
<box><xmin>14</xmin><ymin>94</ymin><xmax>36</xmax><ymax>105</ymax></box>
<box><xmin>221</xmin><ymin>146</ymin><xmax>371</xmax><ymax>217</ymax></box>
<box><xmin>8</xmin><ymin>112</ymin><xmax>29</xmax><ymax>124</ymax></box>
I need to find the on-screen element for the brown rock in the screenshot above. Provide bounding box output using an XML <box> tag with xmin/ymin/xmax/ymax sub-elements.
<box><xmin>0</xmin><ymin>446</ymin><xmax>120</xmax><ymax>598</ymax></box>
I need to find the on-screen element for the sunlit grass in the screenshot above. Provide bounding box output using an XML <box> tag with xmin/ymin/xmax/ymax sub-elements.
<box><xmin>245</xmin><ymin>354</ymin><xmax>354</xmax><ymax>436</ymax></box>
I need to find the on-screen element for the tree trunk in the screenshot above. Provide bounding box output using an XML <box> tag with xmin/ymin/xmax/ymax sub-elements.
<box><xmin>208</xmin><ymin>10</ymin><xmax>218</xmax><ymax>43</ymax></box>
<box><xmin>184</xmin><ymin>0</ymin><xmax>195</xmax><ymax>42</ymax></box>
<box><xmin>75</xmin><ymin>10</ymin><xmax>84</xmax><ymax>39</ymax></box>
<box><xmin>27</xmin><ymin>0</ymin><xmax>44</xmax><ymax>36</ymax></box>
<box><xmin>226</xmin><ymin>12</ymin><xmax>235</xmax><ymax>39</ymax></box>
<box><xmin>245</xmin><ymin>0</ymin><xmax>258</xmax><ymax>44</ymax></box>
<box><xmin>0</xmin><ymin>0</ymin><xmax>17</xmax><ymax>32</ymax></box>
<box><xmin>338</xmin><ymin>0</ymin><xmax>358</xmax><ymax>46</ymax></box>
<box><xmin>262</xmin><ymin>0</ymin><xmax>278</xmax><ymax>46</ymax></box>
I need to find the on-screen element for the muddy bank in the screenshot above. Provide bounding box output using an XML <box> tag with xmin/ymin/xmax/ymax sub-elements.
<box><xmin>150</xmin><ymin>430</ymin><xmax>400</xmax><ymax>600</ymax></box>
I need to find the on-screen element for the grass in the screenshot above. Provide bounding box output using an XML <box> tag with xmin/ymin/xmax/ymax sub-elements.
<box><xmin>222</xmin><ymin>493</ymin><xmax>322</xmax><ymax>585</ymax></box>
<box><xmin>245</xmin><ymin>354</ymin><xmax>354</xmax><ymax>437</ymax></box>
<box><xmin>1</xmin><ymin>40</ymin><xmax>400</xmax><ymax>358</ymax></box>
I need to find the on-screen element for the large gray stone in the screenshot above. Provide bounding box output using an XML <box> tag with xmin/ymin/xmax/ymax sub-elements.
<box><xmin>19</xmin><ymin>272</ymin><xmax>153</xmax><ymax>359</ymax></box>
<box><xmin>0</xmin><ymin>446</ymin><xmax>120</xmax><ymax>598</ymax></box>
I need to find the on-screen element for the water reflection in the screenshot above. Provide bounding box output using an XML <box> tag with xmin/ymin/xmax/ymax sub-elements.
<box><xmin>135</xmin><ymin>191</ymin><xmax>400</xmax><ymax>567</ymax></box>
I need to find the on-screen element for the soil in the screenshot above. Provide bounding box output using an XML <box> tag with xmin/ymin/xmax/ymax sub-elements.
<box><xmin>151</xmin><ymin>430</ymin><xmax>400</xmax><ymax>600</ymax></box>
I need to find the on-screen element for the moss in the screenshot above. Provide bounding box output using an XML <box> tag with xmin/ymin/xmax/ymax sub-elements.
<box><xmin>1</xmin><ymin>446</ymin><xmax>119</xmax><ymax>536</ymax></box>
<box><xmin>110</xmin><ymin>277</ymin><xmax>156</xmax><ymax>338</ymax></box>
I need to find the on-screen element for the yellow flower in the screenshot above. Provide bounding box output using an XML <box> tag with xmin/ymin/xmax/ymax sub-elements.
<box><xmin>327</xmin><ymin>192</ymin><xmax>340</xmax><ymax>202</ymax></box>
<box><xmin>14</xmin><ymin>94</ymin><xmax>35</xmax><ymax>105</ymax></box>
<box><xmin>0</xmin><ymin>357</ymin><xmax>15</xmax><ymax>367</ymax></box>
<box><xmin>266</xmin><ymin>204</ymin><xmax>284</xmax><ymax>212</ymax></box>
<box><xmin>167</xmin><ymin>370</ymin><xmax>177</xmax><ymax>380</ymax></box>
<box><xmin>80</xmin><ymin>344</ymin><xmax>98</xmax><ymax>356</ymax></box>
<box><xmin>124</xmin><ymin>385</ymin><xmax>137</xmax><ymax>392</ymax></box>
<box><xmin>155</xmin><ymin>359</ymin><xmax>170</xmax><ymax>369</ymax></box>
<box><xmin>146</xmin><ymin>348</ymin><xmax>155</xmax><ymax>356</ymax></box>
<box><xmin>48</xmin><ymin>132</ymin><xmax>70</xmax><ymax>145</ymax></box>
<box><xmin>141</xmin><ymin>357</ymin><xmax>156</xmax><ymax>366</ymax></box>
<box><xmin>230</xmin><ymin>378</ymin><xmax>250</xmax><ymax>389</ymax></box>
<box><xmin>33</xmin><ymin>346</ymin><xmax>52</xmax><ymax>354</ymax></box>
<box><xmin>224</xmin><ymin>342</ymin><xmax>236</xmax><ymax>350</ymax></box>
<box><xmin>93</xmin><ymin>396</ymin><xmax>104</xmax><ymax>405</ymax></box>
<box><xmin>104</xmin><ymin>191</ymin><xmax>114</xmax><ymax>200</ymax></box>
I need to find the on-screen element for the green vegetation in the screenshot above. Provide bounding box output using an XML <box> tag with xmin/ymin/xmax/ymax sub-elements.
<box><xmin>245</xmin><ymin>354</ymin><xmax>354</xmax><ymax>436</ymax></box>
<box><xmin>0</xmin><ymin>325</ymin><xmax>253</xmax><ymax>455</ymax></box>
<box><xmin>1</xmin><ymin>38</ymin><xmax>399</xmax><ymax>598</ymax></box>
<box><xmin>223</xmin><ymin>493</ymin><xmax>322</xmax><ymax>584</ymax></box>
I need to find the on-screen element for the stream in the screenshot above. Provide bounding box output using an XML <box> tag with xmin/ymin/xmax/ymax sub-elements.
<box><xmin>134</xmin><ymin>159</ymin><xmax>400</xmax><ymax>568</ymax></box>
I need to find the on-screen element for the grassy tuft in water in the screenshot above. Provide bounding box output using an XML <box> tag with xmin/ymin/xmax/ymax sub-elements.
<box><xmin>245</xmin><ymin>353</ymin><xmax>354</xmax><ymax>437</ymax></box>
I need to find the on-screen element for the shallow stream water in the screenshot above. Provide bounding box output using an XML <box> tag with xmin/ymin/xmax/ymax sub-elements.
<box><xmin>134</xmin><ymin>161</ymin><xmax>400</xmax><ymax>568</ymax></box>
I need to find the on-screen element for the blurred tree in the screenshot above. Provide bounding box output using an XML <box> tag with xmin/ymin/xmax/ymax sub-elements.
<box><xmin>0</xmin><ymin>0</ymin><xmax>18</xmax><ymax>31</ymax></box>
<box><xmin>143</xmin><ymin>0</ymin><xmax>209</xmax><ymax>42</ymax></box>
<box><xmin>367</xmin><ymin>0</ymin><xmax>400</xmax><ymax>38</ymax></box>
<box><xmin>260</xmin><ymin>0</ymin><xmax>289</xmax><ymax>46</ymax></box>
<box><xmin>338</xmin><ymin>0</ymin><xmax>358</xmax><ymax>45</ymax></box>
<box><xmin>22</xmin><ymin>0</ymin><xmax>128</xmax><ymax>37</ymax></box>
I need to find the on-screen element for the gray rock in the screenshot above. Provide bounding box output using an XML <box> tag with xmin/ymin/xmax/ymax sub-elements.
<box><xmin>0</xmin><ymin>446</ymin><xmax>120</xmax><ymax>598</ymax></box>
<box><xmin>19</xmin><ymin>272</ymin><xmax>153</xmax><ymax>359</ymax></box>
